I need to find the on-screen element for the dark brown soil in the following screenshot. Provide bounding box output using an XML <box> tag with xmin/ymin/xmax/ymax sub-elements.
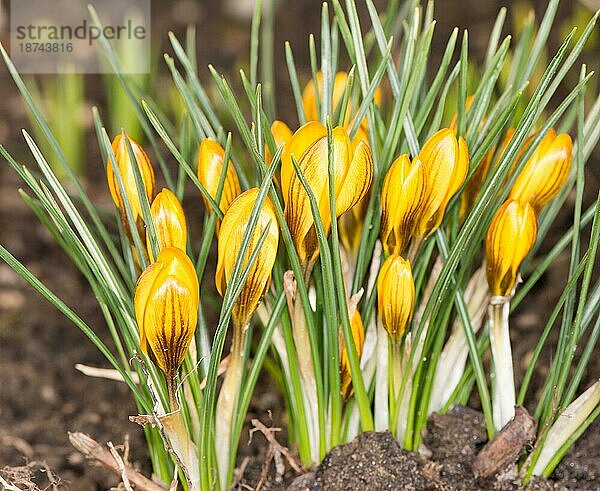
<box><xmin>279</xmin><ymin>407</ymin><xmax>600</xmax><ymax>491</ymax></box>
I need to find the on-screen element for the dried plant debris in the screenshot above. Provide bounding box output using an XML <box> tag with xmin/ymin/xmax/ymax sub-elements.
<box><xmin>0</xmin><ymin>462</ymin><xmax>60</xmax><ymax>491</ymax></box>
<box><xmin>473</xmin><ymin>406</ymin><xmax>537</xmax><ymax>480</ymax></box>
<box><xmin>69</xmin><ymin>432</ymin><xmax>166</xmax><ymax>491</ymax></box>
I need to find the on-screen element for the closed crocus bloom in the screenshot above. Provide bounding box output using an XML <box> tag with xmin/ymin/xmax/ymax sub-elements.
<box><xmin>147</xmin><ymin>188</ymin><xmax>187</xmax><ymax>262</ymax></box>
<box><xmin>197</xmin><ymin>138</ymin><xmax>241</xmax><ymax>215</ymax></box>
<box><xmin>134</xmin><ymin>247</ymin><xmax>199</xmax><ymax>377</ymax></box>
<box><xmin>216</xmin><ymin>188</ymin><xmax>279</xmax><ymax>327</ymax></box>
<box><xmin>380</xmin><ymin>154</ymin><xmax>428</xmax><ymax>255</ymax></box>
<box><xmin>281</xmin><ymin>121</ymin><xmax>373</xmax><ymax>269</ymax></box>
<box><xmin>509</xmin><ymin>129</ymin><xmax>573</xmax><ymax>213</ymax></box>
<box><xmin>377</xmin><ymin>255</ymin><xmax>415</xmax><ymax>342</ymax></box>
<box><xmin>415</xmin><ymin>128</ymin><xmax>469</xmax><ymax>237</ymax></box>
<box><xmin>485</xmin><ymin>199</ymin><xmax>537</xmax><ymax>297</ymax></box>
<box><xmin>106</xmin><ymin>133</ymin><xmax>156</xmax><ymax>237</ymax></box>
<box><xmin>340</xmin><ymin>310</ymin><xmax>365</xmax><ymax>399</ymax></box>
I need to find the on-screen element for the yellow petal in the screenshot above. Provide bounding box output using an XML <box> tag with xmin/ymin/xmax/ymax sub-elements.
<box><xmin>509</xmin><ymin>130</ymin><xmax>573</xmax><ymax>213</ymax></box>
<box><xmin>197</xmin><ymin>138</ymin><xmax>241</xmax><ymax>215</ymax></box>
<box><xmin>281</xmin><ymin>121</ymin><xmax>328</xmax><ymax>203</ymax></box>
<box><xmin>335</xmin><ymin>140</ymin><xmax>373</xmax><ymax>218</ymax></box>
<box><xmin>377</xmin><ymin>255</ymin><xmax>415</xmax><ymax>342</ymax></box>
<box><xmin>134</xmin><ymin>260</ymin><xmax>163</xmax><ymax>356</ymax></box>
<box><xmin>147</xmin><ymin>188</ymin><xmax>187</xmax><ymax>262</ymax></box>
<box><xmin>485</xmin><ymin>199</ymin><xmax>537</xmax><ymax>297</ymax></box>
<box><xmin>266</xmin><ymin>120</ymin><xmax>293</xmax><ymax>167</ymax></box>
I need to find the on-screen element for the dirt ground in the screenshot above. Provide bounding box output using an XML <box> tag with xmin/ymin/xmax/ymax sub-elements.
<box><xmin>0</xmin><ymin>1</ymin><xmax>599</xmax><ymax>490</ymax></box>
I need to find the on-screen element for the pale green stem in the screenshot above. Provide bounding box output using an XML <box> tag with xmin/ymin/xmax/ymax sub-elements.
<box><xmin>489</xmin><ymin>298</ymin><xmax>515</xmax><ymax>430</ymax></box>
<box><xmin>395</xmin><ymin>339</ymin><xmax>412</xmax><ymax>442</ymax></box>
<box><xmin>215</xmin><ymin>321</ymin><xmax>247</xmax><ymax>491</ymax></box>
<box><xmin>375</xmin><ymin>321</ymin><xmax>389</xmax><ymax>431</ymax></box>
<box><xmin>292</xmin><ymin>294</ymin><xmax>320</xmax><ymax>462</ymax></box>
<box><xmin>164</xmin><ymin>374</ymin><xmax>200</xmax><ymax>491</ymax></box>
<box><xmin>429</xmin><ymin>265</ymin><xmax>488</xmax><ymax>413</ymax></box>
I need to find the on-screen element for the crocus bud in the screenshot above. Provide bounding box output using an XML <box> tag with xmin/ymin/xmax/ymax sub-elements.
<box><xmin>509</xmin><ymin>129</ymin><xmax>573</xmax><ymax>213</ymax></box>
<box><xmin>377</xmin><ymin>255</ymin><xmax>415</xmax><ymax>342</ymax></box>
<box><xmin>134</xmin><ymin>247</ymin><xmax>199</xmax><ymax>377</ymax></box>
<box><xmin>415</xmin><ymin>128</ymin><xmax>469</xmax><ymax>237</ymax></box>
<box><xmin>340</xmin><ymin>310</ymin><xmax>365</xmax><ymax>399</ymax></box>
<box><xmin>216</xmin><ymin>188</ymin><xmax>280</xmax><ymax>327</ymax></box>
<box><xmin>147</xmin><ymin>188</ymin><xmax>187</xmax><ymax>262</ymax></box>
<box><xmin>380</xmin><ymin>154</ymin><xmax>428</xmax><ymax>255</ymax></box>
<box><xmin>485</xmin><ymin>199</ymin><xmax>537</xmax><ymax>297</ymax></box>
<box><xmin>197</xmin><ymin>138</ymin><xmax>241</xmax><ymax>216</ymax></box>
<box><xmin>106</xmin><ymin>133</ymin><xmax>156</xmax><ymax>238</ymax></box>
<box><xmin>281</xmin><ymin>121</ymin><xmax>373</xmax><ymax>269</ymax></box>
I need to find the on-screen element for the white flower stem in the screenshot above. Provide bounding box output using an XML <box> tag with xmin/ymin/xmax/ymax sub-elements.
<box><xmin>292</xmin><ymin>295</ymin><xmax>320</xmax><ymax>463</ymax></box>
<box><xmin>429</xmin><ymin>266</ymin><xmax>488</xmax><ymax>413</ymax></box>
<box><xmin>375</xmin><ymin>321</ymin><xmax>389</xmax><ymax>431</ymax></box>
<box><xmin>489</xmin><ymin>298</ymin><xmax>515</xmax><ymax>430</ymax></box>
<box><xmin>215</xmin><ymin>322</ymin><xmax>246</xmax><ymax>491</ymax></box>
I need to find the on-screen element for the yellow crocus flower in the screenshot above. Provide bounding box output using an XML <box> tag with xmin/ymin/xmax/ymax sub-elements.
<box><xmin>106</xmin><ymin>133</ymin><xmax>156</xmax><ymax>238</ymax></box>
<box><xmin>415</xmin><ymin>128</ymin><xmax>469</xmax><ymax>238</ymax></box>
<box><xmin>147</xmin><ymin>188</ymin><xmax>187</xmax><ymax>262</ymax></box>
<box><xmin>485</xmin><ymin>199</ymin><xmax>538</xmax><ymax>297</ymax></box>
<box><xmin>377</xmin><ymin>255</ymin><xmax>415</xmax><ymax>342</ymax></box>
<box><xmin>509</xmin><ymin>129</ymin><xmax>573</xmax><ymax>213</ymax></box>
<box><xmin>216</xmin><ymin>188</ymin><xmax>280</xmax><ymax>327</ymax></box>
<box><xmin>281</xmin><ymin>121</ymin><xmax>373</xmax><ymax>270</ymax></box>
<box><xmin>134</xmin><ymin>247</ymin><xmax>199</xmax><ymax>378</ymax></box>
<box><xmin>380</xmin><ymin>154</ymin><xmax>428</xmax><ymax>255</ymax></box>
<box><xmin>197</xmin><ymin>138</ymin><xmax>241</xmax><ymax>216</ymax></box>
